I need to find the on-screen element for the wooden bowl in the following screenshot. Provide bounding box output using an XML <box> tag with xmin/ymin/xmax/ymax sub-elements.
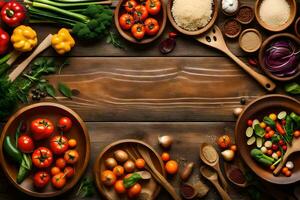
<box><xmin>0</xmin><ymin>102</ymin><xmax>90</xmax><ymax>197</ymax></box>
<box><xmin>295</xmin><ymin>17</ymin><xmax>300</xmax><ymax>38</ymax></box>
<box><xmin>255</xmin><ymin>0</ymin><xmax>297</xmax><ymax>32</ymax></box>
<box><xmin>258</xmin><ymin>33</ymin><xmax>300</xmax><ymax>82</ymax></box>
<box><xmin>235</xmin><ymin>95</ymin><xmax>300</xmax><ymax>184</ymax></box>
<box><xmin>167</xmin><ymin>0</ymin><xmax>219</xmax><ymax>36</ymax></box>
<box><xmin>239</xmin><ymin>29</ymin><xmax>262</xmax><ymax>53</ymax></box>
<box><xmin>222</xmin><ymin>18</ymin><xmax>242</xmax><ymax>39</ymax></box>
<box><xmin>94</xmin><ymin>139</ymin><xmax>165</xmax><ymax>200</ymax></box>
<box><xmin>114</xmin><ymin>0</ymin><xmax>167</xmax><ymax>44</ymax></box>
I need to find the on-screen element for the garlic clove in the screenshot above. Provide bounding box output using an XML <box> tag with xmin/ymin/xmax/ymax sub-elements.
<box><xmin>158</xmin><ymin>135</ymin><xmax>173</xmax><ymax>149</ymax></box>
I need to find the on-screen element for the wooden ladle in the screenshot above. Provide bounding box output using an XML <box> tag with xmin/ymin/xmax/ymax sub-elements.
<box><xmin>200</xmin><ymin>143</ymin><xmax>228</xmax><ymax>190</ymax></box>
<box><xmin>195</xmin><ymin>25</ymin><xmax>276</xmax><ymax>92</ymax></box>
<box><xmin>200</xmin><ymin>166</ymin><xmax>231</xmax><ymax>200</ymax></box>
<box><xmin>273</xmin><ymin>138</ymin><xmax>300</xmax><ymax>175</ymax></box>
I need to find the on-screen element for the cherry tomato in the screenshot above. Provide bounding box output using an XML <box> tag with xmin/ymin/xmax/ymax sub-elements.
<box><xmin>58</xmin><ymin>117</ymin><xmax>72</xmax><ymax>132</ymax></box>
<box><xmin>68</xmin><ymin>139</ymin><xmax>77</xmax><ymax>148</ymax></box>
<box><xmin>278</xmin><ymin>139</ymin><xmax>284</xmax><ymax>146</ymax></box>
<box><xmin>165</xmin><ymin>160</ymin><xmax>178</xmax><ymax>175</ymax></box>
<box><xmin>113</xmin><ymin>165</ymin><xmax>125</xmax><ymax>177</ymax></box>
<box><xmin>217</xmin><ymin>135</ymin><xmax>231</xmax><ymax>149</ymax></box>
<box><xmin>230</xmin><ymin>144</ymin><xmax>237</xmax><ymax>152</ymax></box>
<box><xmin>30</xmin><ymin>118</ymin><xmax>54</xmax><ymax>140</ymax></box>
<box><xmin>267</xmin><ymin>149</ymin><xmax>273</xmax><ymax>156</ymax></box>
<box><xmin>268</xmin><ymin>130</ymin><xmax>275</xmax><ymax>137</ymax></box>
<box><xmin>272</xmin><ymin>144</ymin><xmax>278</xmax><ymax>151</ymax></box>
<box><xmin>64</xmin><ymin>150</ymin><xmax>79</xmax><ymax>164</ymax></box>
<box><xmin>282</xmin><ymin>145</ymin><xmax>287</xmax><ymax>151</ymax></box>
<box><xmin>119</xmin><ymin>13</ymin><xmax>134</xmax><ymax>30</ymax></box>
<box><xmin>101</xmin><ymin>170</ymin><xmax>116</xmax><ymax>187</ymax></box>
<box><xmin>127</xmin><ymin>183</ymin><xmax>142</xmax><ymax>198</ymax></box>
<box><xmin>294</xmin><ymin>130</ymin><xmax>300</xmax><ymax>138</ymax></box>
<box><xmin>133</xmin><ymin>5</ymin><xmax>148</xmax><ymax>21</ymax></box>
<box><xmin>51</xmin><ymin>166</ymin><xmax>61</xmax><ymax>176</ymax></box>
<box><xmin>124</xmin><ymin>0</ymin><xmax>137</xmax><ymax>12</ymax></box>
<box><xmin>64</xmin><ymin>166</ymin><xmax>75</xmax><ymax>178</ymax></box>
<box><xmin>17</xmin><ymin>135</ymin><xmax>34</xmax><ymax>153</ymax></box>
<box><xmin>131</xmin><ymin>23</ymin><xmax>145</xmax><ymax>40</ymax></box>
<box><xmin>276</xmin><ymin>151</ymin><xmax>282</xmax><ymax>157</ymax></box>
<box><xmin>161</xmin><ymin>152</ymin><xmax>170</xmax><ymax>162</ymax></box>
<box><xmin>144</xmin><ymin>18</ymin><xmax>160</xmax><ymax>36</ymax></box>
<box><xmin>285</xmin><ymin>170</ymin><xmax>292</xmax><ymax>177</ymax></box>
<box><xmin>282</xmin><ymin>167</ymin><xmax>289</xmax><ymax>174</ymax></box>
<box><xmin>50</xmin><ymin>135</ymin><xmax>69</xmax><ymax>155</ymax></box>
<box><xmin>135</xmin><ymin>158</ymin><xmax>145</xmax><ymax>169</ymax></box>
<box><xmin>265</xmin><ymin>126</ymin><xmax>272</xmax><ymax>132</ymax></box>
<box><xmin>247</xmin><ymin>120</ymin><xmax>253</xmax><ymax>126</ymax></box>
<box><xmin>56</xmin><ymin>158</ymin><xmax>67</xmax><ymax>169</ymax></box>
<box><xmin>145</xmin><ymin>0</ymin><xmax>161</xmax><ymax>15</ymax></box>
<box><xmin>52</xmin><ymin>172</ymin><xmax>67</xmax><ymax>189</ymax></box>
<box><xmin>32</xmin><ymin>147</ymin><xmax>53</xmax><ymax>168</ymax></box>
<box><xmin>33</xmin><ymin>171</ymin><xmax>50</xmax><ymax>188</ymax></box>
<box><xmin>114</xmin><ymin>180</ymin><xmax>126</xmax><ymax>194</ymax></box>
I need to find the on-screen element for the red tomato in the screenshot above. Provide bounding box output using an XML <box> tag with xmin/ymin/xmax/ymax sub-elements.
<box><xmin>32</xmin><ymin>147</ymin><xmax>53</xmax><ymax>168</ymax></box>
<box><xmin>30</xmin><ymin>118</ymin><xmax>54</xmax><ymax>140</ymax></box>
<box><xmin>58</xmin><ymin>117</ymin><xmax>72</xmax><ymax>132</ymax></box>
<box><xmin>144</xmin><ymin>18</ymin><xmax>160</xmax><ymax>36</ymax></box>
<box><xmin>124</xmin><ymin>0</ymin><xmax>137</xmax><ymax>12</ymax></box>
<box><xmin>64</xmin><ymin>150</ymin><xmax>79</xmax><ymax>165</ymax></box>
<box><xmin>52</xmin><ymin>172</ymin><xmax>67</xmax><ymax>189</ymax></box>
<box><xmin>56</xmin><ymin>158</ymin><xmax>67</xmax><ymax>169</ymax></box>
<box><xmin>145</xmin><ymin>0</ymin><xmax>161</xmax><ymax>15</ymax></box>
<box><xmin>119</xmin><ymin>13</ymin><xmax>134</xmax><ymax>30</ymax></box>
<box><xmin>50</xmin><ymin>135</ymin><xmax>69</xmax><ymax>155</ymax></box>
<box><xmin>247</xmin><ymin>120</ymin><xmax>253</xmax><ymax>126</ymax></box>
<box><xmin>217</xmin><ymin>135</ymin><xmax>231</xmax><ymax>149</ymax></box>
<box><xmin>64</xmin><ymin>166</ymin><xmax>75</xmax><ymax>178</ymax></box>
<box><xmin>33</xmin><ymin>171</ymin><xmax>50</xmax><ymax>188</ymax></box>
<box><xmin>131</xmin><ymin>23</ymin><xmax>145</xmax><ymax>40</ymax></box>
<box><xmin>133</xmin><ymin>5</ymin><xmax>148</xmax><ymax>21</ymax></box>
<box><xmin>17</xmin><ymin>135</ymin><xmax>34</xmax><ymax>153</ymax></box>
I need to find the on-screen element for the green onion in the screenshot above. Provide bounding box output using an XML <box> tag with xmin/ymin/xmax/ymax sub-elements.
<box><xmin>33</xmin><ymin>0</ymin><xmax>109</xmax><ymax>8</ymax></box>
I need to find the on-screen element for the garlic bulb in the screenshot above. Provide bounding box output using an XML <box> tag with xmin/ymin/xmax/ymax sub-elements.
<box><xmin>222</xmin><ymin>0</ymin><xmax>239</xmax><ymax>14</ymax></box>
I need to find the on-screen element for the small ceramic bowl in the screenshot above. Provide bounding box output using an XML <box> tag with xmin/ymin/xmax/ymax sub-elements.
<box><xmin>223</xmin><ymin>18</ymin><xmax>242</xmax><ymax>38</ymax></box>
<box><xmin>236</xmin><ymin>5</ymin><xmax>254</xmax><ymax>25</ymax></box>
<box><xmin>258</xmin><ymin>33</ymin><xmax>300</xmax><ymax>82</ymax></box>
<box><xmin>295</xmin><ymin>17</ymin><xmax>300</xmax><ymax>39</ymax></box>
<box><xmin>255</xmin><ymin>0</ymin><xmax>297</xmax><ymax>32</ymax></box>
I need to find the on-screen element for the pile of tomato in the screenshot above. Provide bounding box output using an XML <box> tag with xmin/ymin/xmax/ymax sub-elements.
<box><xmin>119</xmin><ymin>0</ymin><xmax>161</xmax><ymax>40</ymax></box>
<box><xmin>16</xmin><ymin>117</ymin><xmax>79</xmax><ymax>189</ymax></box>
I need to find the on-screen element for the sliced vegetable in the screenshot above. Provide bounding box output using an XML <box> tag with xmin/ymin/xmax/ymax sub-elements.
<box><xmin>246</xmin><ymin>127</ymin><xmax>254</xmax><ymax>138</ymax></box>
<box><xmin>247</xmin><ymin>136</ymin><xmax>256</xmax><ymax>145</ymax></box>
<box><xmin>278</xmin><ymin>111</ymin><xmax>287</xmax><ymax>120</ymax></box>
<box><xmin>252</xmin><ymin>119</ymin><xmax>260</xmax><ymax>129</ymax></box>
<box><xmin>256</xmin><ymin>137</ymin><xmax>263</xmax><ymax>148</ymax></box>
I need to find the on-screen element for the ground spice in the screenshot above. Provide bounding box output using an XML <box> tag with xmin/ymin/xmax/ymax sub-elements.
<box><xmin>237</xmin><ymin>6</ymin><xmax>254</xmax><ymax>24</ymax></box>
<box><xmin>223</xmin><ymin>19</ymin><xmax>241</xmax><ymax>37</ymax></box>
<box><xmin>229</xmin><ymin>168</ymin><xmax>246</xmax><ymax>184</ymax></box>
<box><xmin>239</xmin><ymin>29</ymin><xmax>262</xmax><ymax>53</ymax></box>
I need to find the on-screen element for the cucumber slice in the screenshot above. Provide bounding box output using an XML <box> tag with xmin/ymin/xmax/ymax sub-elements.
<box><xmin>256</xmin><ymin>137</ymin><xmax>263</xmax><ymax>148</ymax></box>
<box><xmin>278</xmin><ymin>111</ymin><xmax>287</xmax><ymax>120</ymax></box>
<box><xmin>246</xmin><ymin>127</ymin><xmax>254</xmax><ymax>138</ymax></box>
<box><xmin>252</xmin><ymin>119</ymin><xmax>260</xmax><ymax>129</ymax></box>
<box><xmin>247</xmin><ymin>136</ymin><xmax>256</xmax><ymax>145</ymax></box>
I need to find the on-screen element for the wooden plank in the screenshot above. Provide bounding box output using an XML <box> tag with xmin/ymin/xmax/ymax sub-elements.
<box><xmin>0</xmin><ymin>122</ymin><xmax>292</xmax><ymax>199</ymax></box>
<box><xmin>37</xmin><ymin>57</ymin><xmax>269</xmax><ymax>122</ymax></box>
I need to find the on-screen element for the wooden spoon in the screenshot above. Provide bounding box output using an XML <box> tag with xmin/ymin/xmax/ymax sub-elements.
<box><xmin>273</xmin><ymin>138</ymin><xmax>300</xmax><ymax>175</ymax></box>
<box><xmin>224</xmin><ymin>164</ymin><xmax>248</xmax><ymax>188</ymax></box>
<box><xmin>200</xmin><ymin>143</ymin><xmax>228</xmax><ymax>190</ymax></box>
<box><xmin>200</xmin><ymin>166</ymin><xmax>231</xmax><ymax>200</ymax></box>
<box><xmin>195</xmin><ymin>25</ymin><xmax>276</xmax><ymax>92</ymax></box>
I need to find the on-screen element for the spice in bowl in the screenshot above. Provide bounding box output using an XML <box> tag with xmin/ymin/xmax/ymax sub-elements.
<box><xmin>223</xmin><ymin>19</ymin><xmax>241</xmax><ymax>38</ymax></box>
<box><xmin>239</xmin><ymin>29</ymin><xmax>262</xmax><ymax>53</ymax></box>
<box><xmin>236</xmin><ymin>6</ymin><xmax>254</xmax><ymax>24</ymax></box>
<box><xmin>221</xmin><ymin>0</ymin><xmax>239</xmax><ymax>16</ymax></box>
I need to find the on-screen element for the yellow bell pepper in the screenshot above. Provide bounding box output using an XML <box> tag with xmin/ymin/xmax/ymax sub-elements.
<box><xmin>51</xmin><ymin>28</ymin><xmax>75</xmax><ymax>55</ymax></box>
<box><xmin>11</xmin><ymin>25</ymin><xmax>38</xmax><ymax>52</ymax></box>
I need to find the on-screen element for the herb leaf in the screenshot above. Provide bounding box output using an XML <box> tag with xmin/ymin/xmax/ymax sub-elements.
<box><xmin>285</xmin><ymin>82</ymin><xmax>300</xmax><ymax>94</ymax></box>
<box><xmin>45</xmin><ymin>84</ymin><xmax>56</xmax><ymax>98</ymax></box>
<box><xmin>58</xmin><ymin>83</ymin><xmax>72</xmax><ymax>99</ymax></box>
<box><xmin>254</xmin><ymin>124</ymin><xmax>265</xmax><ymax>137</ymax></box>
<box><xmin>76</xmin><ymin>177</ymin><xmax>95</xmax><ymax>198</ymax></box>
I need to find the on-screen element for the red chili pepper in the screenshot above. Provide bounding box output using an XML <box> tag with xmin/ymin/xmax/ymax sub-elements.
<box><xmin>1</xmin><ymin>1</ymin><xmax>25</xmax><ymax>27</ymax></box>
<box><xmin>168</xmin><ymin>32</ymin><xmax>177</xmax><ymax>38</ymax></box>
<box><xmin>0</xmin><ymin>28</ymin><xmax>9</xmax><ymax>55</ymax></box>
<box><xmin>276</xmin><ymin>122</ymin><xmax>285</xmax><ymax>135</ymax></box>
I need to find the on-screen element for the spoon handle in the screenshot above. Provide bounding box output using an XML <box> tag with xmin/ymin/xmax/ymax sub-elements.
<box><xmin>273</xmin><ymin>151</ymin><xmax>291</xmax><ymax>175</ymax></box>
<box><xmin>213</xmin><ymin>181</ymin><xmax>231</xmax><ymax>200</ymax></box>
<box><xmin>215</xmin><ymin>165</ymin><xmax>228</xmax><ymax>191</ymax></box>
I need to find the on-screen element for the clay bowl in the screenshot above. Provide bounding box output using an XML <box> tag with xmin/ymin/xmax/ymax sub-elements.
<box><xmin>255</xmin><ymin>0</ymin><xmax>297</xmax><ymax>32</ymax></box>
<box><xmin>94</xmin><ymin>139</ymin><xmax>165</xmax><ymax>200</ymax></box>
<box><xmin>295</xmin><ymin>17</ymin><xmax>300</xmax><ymax>38</ymax></box>
<box><xmin>114</xmin><ymin>0</ymin><xmax>167</xmax><ymax>44</ymax></box>
<box><xmin>235</xmin><ymin>95</ymin><xmax>300</xmax><ymax>184</ymax></box>
<box><xmin>167</xmin><ymin>0</ymin><xmax>219</xmax><ymax>36</ymax></box>
<box><xmin>0</xmin><ymin>102</ymin><xmax>90</xmax><ymax>197</ymax></box>
<box><xmin>258</xmin><ymin>33</ymin><xmax>300</xmax><ymax>82</ymax></box>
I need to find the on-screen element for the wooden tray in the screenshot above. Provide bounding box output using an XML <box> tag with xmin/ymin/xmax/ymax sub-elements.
<box><xmin>94</xmin><ymin>139</ymin><xmax>165</xmax><ymax>200</ymax></box>
<box><xmin>0</xmin><ymin>102</ymin><xmax>90</xmax><ymax>197</ymax></box>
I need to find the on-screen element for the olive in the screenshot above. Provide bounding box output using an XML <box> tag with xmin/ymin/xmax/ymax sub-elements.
<box><xmin>32</xmin><ymin>95</ymin><xmax>37</xmax><ymax>100</ymax></box>
<box><xmin>240</xmin><ymin>98</ymin><xmax>246</xmax><ymax>105</ymax></box>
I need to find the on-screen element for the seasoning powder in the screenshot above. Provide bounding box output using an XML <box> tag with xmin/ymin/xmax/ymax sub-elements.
<box><xmin>240</xmin><ymin>31</ymin><xmax>261</xmax><ymax>52</ymax></box>
<box><xmin>224</xmin><ymin>20</ymin><xmax>241</xmax><ymax>37</ymax></box>
<box><xmin>259</xmin><ymin>0</ymin><xmax>290</xmax><ymax>27</ymax></box>
<box><xmin>237</xmin><ymin>6</ymin><xmax>253</xmax><ymax>23</ymax></box>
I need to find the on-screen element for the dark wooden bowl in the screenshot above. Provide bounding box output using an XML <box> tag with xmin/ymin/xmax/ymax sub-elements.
<box><xmin>114</xmin><ymin>0</ymin><xmax>167</xmax><ymax>44</ymax></box>
<box><xmin>222</xmin><ymin>18</ymin><xmax>242</xmax><ymax>39</ymax></box>
<box><xmin>167</xmin><ymin>0</ymin><xmax>219</xmax><ymax>36</ymax></box>
<box><xmin>94</xmin><ymin>139</ymin><xmax>165</xmax><ymax>200</ymax></box>
<box><xmin>295</xmin><ymin>17</ymin><xmax>300</xmax><ymax>39</ymax></box>
<box><xmin>235</xmin><ymin>95</ymin><xmax>300</xmax><ymax>184</ymax></box>
<box><xmin>0</xmin><ymin>102</ymin><xmax>90</xmax><ymax>197</ymax></box>
<box><xmin>258</xmin><ymin>33</ymin><xmax>300</xmax><ymax>82</ymax></box>
<box><xmin>255</xmin><ymin>0</ymin><xmax>297</xmax><ymax>32</ymax></box>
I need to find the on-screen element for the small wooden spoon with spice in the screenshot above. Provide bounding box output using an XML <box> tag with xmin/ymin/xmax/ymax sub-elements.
<box><xmin>200</xmin><ymin>166</ymin><xmax>231</xmax><ymax>200</ymax></box>
<box><xmin>224</xmin><ymin>164</ymin><xmax>248</xmax><ymax>187</ymax></box>
<box><xmin>200</xmin><ymin>143</ymin><xmax>228</xmax><ymax>190</ymax></box>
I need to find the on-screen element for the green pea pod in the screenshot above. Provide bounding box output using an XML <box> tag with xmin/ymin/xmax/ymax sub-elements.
<box><xmin>16</xmin><ymin>154</ymin><xmax>32</xmax><ymax>184</ymax></box>
<box><xmin>3</xmin><ymin>136</ymin><xmax>22</xmax><ymax>164</ymax></box>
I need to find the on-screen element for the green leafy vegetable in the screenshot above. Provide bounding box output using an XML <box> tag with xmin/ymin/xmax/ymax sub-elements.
<box><xmin>17</xmin><ymin>154</ymin><xmax>32</xmax><ymax>184</ymax></box>
<box><xmin>250</xmin><ymin>149</ymin><xmax>274</xmax><ymax>166</ymax></box>
<box><xmin>58</xmin><ymin>82</ymin><xmax>72</xmax><ymax>99</ymax></box>
<box><xmin>284</xmin><ymin>115</ymin><xmax>294</xmax><ymax>143</ymax></box>
<box><xmin>254</xmin><ymin>124</ymin><xmax>265</xmax><ymax>137</ymax></box>
<box><xmin>123</xmin><ymin>173</ymin><xmax>142</xmax><ymax>189</ymax></box>
<box><xmin>285</xmin><ymin>82</ymin><xmax>300</xmax><ymax>95</ymax></box>
<box><xmin>76</xmin><ymin>177</ymin><xmax>95</xmax><ymax>198</ymax></box>
<box><xmin>263</xmin><ymin>116</ymin><xmax>275</xmax><ymax>128</ymax></box>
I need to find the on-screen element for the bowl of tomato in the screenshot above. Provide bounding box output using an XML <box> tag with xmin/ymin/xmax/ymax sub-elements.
<box><xmin>235</xmin><ymin>94</ymin><xmax>300</xmax><ymax>184</ymax></box>
<box><xmin>115</xmin><ymin>0</ymin><xmax>167</xmax><ymax>44</ymax></box>
<box><xmin>0</xmin><ymin>102</ymin><xmax>90</xmax><ymax>197</ymax></box>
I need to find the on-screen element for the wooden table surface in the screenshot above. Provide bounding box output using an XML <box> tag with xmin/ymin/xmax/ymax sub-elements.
<box><xmin>1</xmin><ymin>0</ymin><xmax>300</xmax><ymax>199</ymax></box>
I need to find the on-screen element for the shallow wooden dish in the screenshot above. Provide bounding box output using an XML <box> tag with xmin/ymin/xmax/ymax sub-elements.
<box><xmin>0</xmin><ymin>102</ymin><xmax>90</xmax><ymax>197</ymax></box>
<box><xmin>114</xmin><ymin>0</ymin><xmax>167</xmax><ymax>44</ymax></box>
<box><xmin>239</xmin><ymin>29</ymin><xmax>262</xmax><ymax>53</ymax></box>
<box><xmin>235</xmin><ymin>95</ymin><xmax>300</xmax><ymax>184</ymax></box>
<box><xmin>167</xmin><ymin>0</ymin><xmax>219</xmax><ymax>36</ymax></box>
<box><xmin>258</xmin><ymin>33</ymin><xmax>300</xmax><ymax>82</ymax></box>
<box><xmin>94</xmin><ymin>139</ymin><xmax>165</xmax><ymax>200</ymax></box>
<box><xmin>255</xmin><ymin>0</ymin><xmax>297</xmax><ymax>32</ymax></box>
<box><xmin>295</xmin><ymin>17</ymin><xmax>300</xmax><ymax>38</ymax></box>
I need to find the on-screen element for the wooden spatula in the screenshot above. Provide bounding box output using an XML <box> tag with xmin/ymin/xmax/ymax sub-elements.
<box><xmin>195</xmin><ymin>25</ymin><xmax>276</xmax><ymax>92</ymax></box>
<box><xmin>273</xmin><ymin>138</ymin><xmax>300</xmax><ymax>175</ymax></box>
